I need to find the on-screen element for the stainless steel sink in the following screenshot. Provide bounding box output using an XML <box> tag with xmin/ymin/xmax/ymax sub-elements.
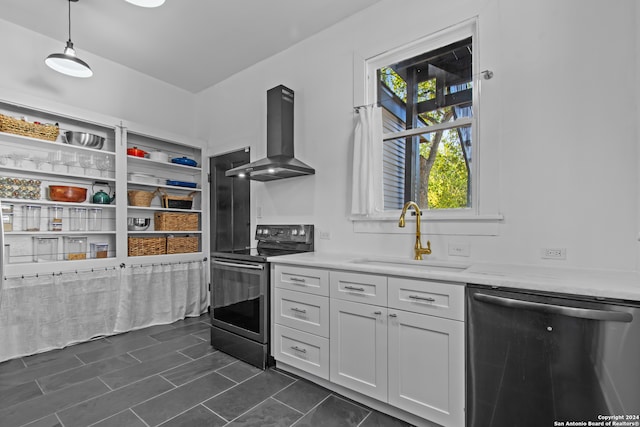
<box><xmin>348</xmin><ymin>257</ymin><xmax>469</xmax><ymax>273</ymax></box>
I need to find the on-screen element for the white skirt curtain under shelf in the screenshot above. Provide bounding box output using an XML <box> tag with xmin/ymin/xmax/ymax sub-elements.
<box><xmin>0</xmin><ymin>260</ymin><xmax>208</xmax><ymax>363</ymax></box>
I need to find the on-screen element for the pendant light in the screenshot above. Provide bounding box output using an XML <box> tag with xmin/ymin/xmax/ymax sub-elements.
<box><xmin>124</xmin><ymin>0</ymin><xmax>165</xmax><ymax>7</ymax></box>
<box><xmin>45</xmin><ymin>0</ymin><xmax>93</xmax><ymax>78</ymax></box>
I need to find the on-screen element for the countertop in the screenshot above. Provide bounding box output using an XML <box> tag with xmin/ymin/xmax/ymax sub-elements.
<box><xmin>267</xmin><ymin>252</ymin><xmax>640</xmax><ymax>302</ymax></box>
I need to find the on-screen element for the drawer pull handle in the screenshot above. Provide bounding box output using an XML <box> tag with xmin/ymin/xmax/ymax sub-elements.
<box><xmin>345</xmin><ymin>285</ymin><xmax>365</xmax><ymax>292</ymax></box>
<box><xmin>409</xmin><ymin>295</ymin><xmax>436</xmax><ymax>302</ymax></box>
<box><xmin>289</xmin><ymin>277</ymin><xmax>306</xmax><ymax>283</ymax></box>
<box><xmin>291</xmin><ymin>346</ymin><xmax>307</xmax><ymax>353</ymax></box>
<box><xmin>290</xmin><ymin>307</ymin><xmax>307</xmax><ymax>314</ymax></box>
<box><xmin>389</xmin><ymin>313</ymin><xmax>398</xmax><ymax>318</ymax></box>
<box><xmin>373</xmin><ymin>311</ymin><xmax>382</xmax><ymax>315</ymax></box>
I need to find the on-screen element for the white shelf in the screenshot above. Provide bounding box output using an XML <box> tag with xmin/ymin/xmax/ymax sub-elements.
<box><xmin>127</xmin><ymin>155</ymin><xmax>201</xmax><ymax>171</ymax></box>
<box><xmin>7</xmin><ymin>231</ymin><xmax>116</xmax><ymax>236</ymax></box>
<box><xmin>0</xmin><ymin>131</ymin><xmax>115</xmax><ymax>155</ymax></box>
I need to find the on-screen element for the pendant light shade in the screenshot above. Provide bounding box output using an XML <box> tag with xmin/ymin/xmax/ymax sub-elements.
<box><xmin>45</xmin><ymin>0</ymin><xmax>92</xmax><ymax>78</ymax></box>
<box><xmin>125</xmin><ymin>0</ymin><xmax>165</xmax><ymax>7</ymax></box>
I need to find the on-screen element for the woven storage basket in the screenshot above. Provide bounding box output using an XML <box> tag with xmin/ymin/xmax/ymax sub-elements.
<box><xmin>0</xmin><ymin>114</ymin><xmax>59</xmax><ymax>141</ymax></box>
<box><xmin>127</xmin><ymin>190</ymin><xmax>156</xmax><ymax>207</ymax></box>
<box><xmin>158</xmin><ymin>188</ymin><xmax>196</xmax><ymax>210</ymax></box>
<box><xmin>128</xmin><ymin>236</ymin><xmax>166</xmax><ymax>256</ymax></box>
<box><xmin>166</xmin><ymin>236</ymin><xmax>199</xmax><ymax>254</ymax></box>
<box><xmin>154</xmin><ymin>212</ymin><xmax>199</xmax><ymax>231</ymax></box>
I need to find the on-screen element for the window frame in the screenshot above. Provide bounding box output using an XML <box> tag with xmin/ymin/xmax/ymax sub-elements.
<box><xmin>367</xmin><ymin>20</ymin><xmax>479</xmax><ymax>216</ymax></box>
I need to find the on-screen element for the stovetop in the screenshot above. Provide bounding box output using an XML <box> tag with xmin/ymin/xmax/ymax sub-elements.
<box><xmin>211</xmin><ymin>224</ymin><xmax>314</xmax><ymax>263</ymax></box>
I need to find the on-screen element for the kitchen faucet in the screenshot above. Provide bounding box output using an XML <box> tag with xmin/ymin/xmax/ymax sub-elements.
<box><xmin>398</xmin><ymin>201</ymin><xmax>431</xmax><ymax>260</ymax></box>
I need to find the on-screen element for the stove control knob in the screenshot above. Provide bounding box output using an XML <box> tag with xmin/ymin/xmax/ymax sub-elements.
<box><xmin>299</xmin><ymin>229</ymin><xmax>306</xmax><ymax>236</ymax></box>
<box><xmin>291</xmin><ymin>229</ymin><xmax>298</xmax><ymax>236</ymax></box>
<box><xmin>256</xmin><ymin>228</ymin><xmax>263</xmax><ymax>235</ymax></box>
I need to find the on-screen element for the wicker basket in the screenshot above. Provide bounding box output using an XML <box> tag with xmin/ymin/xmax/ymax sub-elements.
<box><xmin>166</xmin><ymin>236</ymin><xmax>199</xmax><ymax>254</ymax></box>
<box><xmin>0</xmin><ymin>114</ymin><xmax>59</xmax><ymax>141</ymax></box>
<box><xmin>154</xmin><ymin>212</ymin><xmax>199</xmax><ymax>231</ymax></box>
<box><xmin>128</xmin><ymin>236</ymin><xmax>167</xmax><ymax>256</ymax></box>
<box><xmin>158</xmin><ymin>188</ymin><xmax>196</xmax><ymax>210</ymax></box>
<box><xmin>127</xmin><ymin>190</ymin><xmax>156</xmax><ymax>207</ymax></box>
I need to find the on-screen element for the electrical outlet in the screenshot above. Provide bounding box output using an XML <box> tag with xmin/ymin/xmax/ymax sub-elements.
<box><xmin>542</xmin><ymin>248</ymin><xmax>566</xmax><ymax>260</ymax></box>
<box><xmin>256</xmin><ymin>206</ymin><xmax>262</xmax><ymax>218</ymax></box>
<box><xmin>448</xmin><ymin>243</ymin><xmax>470</xmax><ymax>257</ymax></box>
<box><xmin>319</xmin><ymin>230</ymin><xmax>331</xmax><ymax>240</ymax></box>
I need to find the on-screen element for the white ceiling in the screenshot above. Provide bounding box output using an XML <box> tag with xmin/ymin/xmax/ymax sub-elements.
<box><xmin>2</xmin><ymin>0</ymin><xmax>382</xmax><ymax>93</ymax></box>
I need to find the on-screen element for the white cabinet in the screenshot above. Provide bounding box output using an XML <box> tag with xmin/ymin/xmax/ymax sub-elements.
<box><xmin>0</xmin><ymin>100</ymin><xmax>118</xmax><ymax>270</ymax></box>
<box><xmin>124</xmin><ymin>130</ymin><xmax>204</xmax><ymax>259</ymax></box>
<box><xmin>272</xmin><ymin>264</ymin><xmax>466</xmax><ymax>427</ymax></box>
<box><xmin>330</xmin><ymin>298</ymin><xmax>388</xmax><ymax>402</ymax></box>
<box><xmin>272</xmin><ymin>265</ymin><xmax>330</xmax><ymax>379</ymax></box>
<box><xmin>0</xmin><ymin>98</ymin><xmax>207</xmax><ymax>276</ymax></box>
<box><xmin>387</xmin><ymin>306</ymin><xmax>465</xmax><ymax>427</ymax></box>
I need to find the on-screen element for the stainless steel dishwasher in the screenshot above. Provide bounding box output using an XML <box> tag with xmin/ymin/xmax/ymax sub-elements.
<box><xmin>467</xmin><ymin>284</ymin><xmax>640</xmax><ymax>427</ymax></box>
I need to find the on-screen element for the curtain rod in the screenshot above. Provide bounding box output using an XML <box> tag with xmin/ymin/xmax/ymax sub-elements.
<box><xmin>3</xmin><ymin>258</ymin><xmax>208</xmax><ymax>280</ymax></box>
<box><xmin>4</xmin><ymin>266</ymin><xmax>118</xmax><ymax>281</ymax></box>
<box><xmin>353</xmin><ymin>102</ymin><xmax>381</xmax><ymax>112</ymax></box>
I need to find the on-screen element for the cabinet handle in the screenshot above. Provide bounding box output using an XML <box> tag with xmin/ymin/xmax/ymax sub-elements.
<box><xmin>290</xmin><ymin>307</ymin><xmax>307</xmax><ymax>314</ymax></box>
<box><xmin>389</xmin><ymin>313</ymin><xmax>398</xmax><ymax>318</ymax></box>
<box><xmin>290</xmin><ymin>346</ymin><xmax>307</xmax><ymax>353</ymax></box>
<box><xmin>409</xmin><ymin>295</ymin><xmax>436</xmax><ymax>302</ymax></box>
<box><xmin>344</xmin><ymin>285</ymin><xmax>365</xmax><ymax>292</ymax></box>
<box><xmin>289</xmin><ymin>277</ymin><xmax>306</xmax><ymax>283</ymax></box>
<box><xmin>373</xmin><ymin>311</ymin><xmax>382</xmax><ymax>315</ymax></box>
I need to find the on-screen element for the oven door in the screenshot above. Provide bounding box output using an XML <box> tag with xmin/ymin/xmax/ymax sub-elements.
<box><xmin>211</xmin><ymin>258</ymin><xmax>268</xmax><ymax>343</ymax></box>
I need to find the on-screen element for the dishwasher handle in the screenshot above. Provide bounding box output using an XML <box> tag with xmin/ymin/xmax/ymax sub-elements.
<box><xmin>474</xmin><ymin>293</ymin><xmax>633</xmax><ymax>323</ymax></box>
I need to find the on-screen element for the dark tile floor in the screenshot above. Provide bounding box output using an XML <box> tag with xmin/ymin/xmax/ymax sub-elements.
<box><xmin>0</xmin><ymin>314</ymin><xmax>414</xmax><ymax>427</ymax></box>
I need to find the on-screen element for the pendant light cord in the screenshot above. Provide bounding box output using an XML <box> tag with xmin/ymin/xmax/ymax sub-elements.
<box><xmin>67</xmin><ymin>0</ymin><xmax>72</xmax><ymax>43</ymax></box>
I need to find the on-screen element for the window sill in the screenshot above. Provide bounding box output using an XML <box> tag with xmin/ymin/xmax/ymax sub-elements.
<box><xmin>350</xmin><ymin>212</ymin><xmax>503</xmax><ymax>236</ymax></box>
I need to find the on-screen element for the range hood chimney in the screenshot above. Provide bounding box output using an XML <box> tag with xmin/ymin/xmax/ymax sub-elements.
<box><xmin>225</xmin><ymin>85</ymin><xmax>315</xmax><ymax>181</ymax></box>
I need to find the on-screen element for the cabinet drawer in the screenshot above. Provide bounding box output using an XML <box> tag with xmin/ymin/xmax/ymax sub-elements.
<box><xmin>274</xmin><ymin>265</ymin><xmax>329</xmax><ymax>296</ymax></box>
<box><xmin>330</xmin><ymin>271</ymin><xmax>387</xmax><ymax>306</ymax></box>
<box><xmin>273</xmin><ymin>324</ymin><xmax>329</xmax><ymax>380</ymax></box>
<box><xmin>388</xmin><ymin>277</ymin><xmax>464</xmax><ymax>321</ymax></box>
<box><xmin>275</xmin><ymin>288</ymin><xmax>329</xmax><ymax>337</ymax></box>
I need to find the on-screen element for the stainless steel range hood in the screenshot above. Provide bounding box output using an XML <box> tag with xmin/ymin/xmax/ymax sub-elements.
<box><xmin>225</xmin><ymin>85</ymin><xmax>315</xmax><ymax>182</ymax></box>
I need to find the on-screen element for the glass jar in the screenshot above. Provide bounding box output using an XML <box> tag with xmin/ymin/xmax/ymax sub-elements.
<box><xmin>48</xmin><ymin>206</ymin><xmax>64</xmax><ymax>231</ymax></box>
<box><xmin>64</xmin><ymin>236</ymin><xmax>87</xmax><ymax>260</ymax></box>
<box><xmin>33</xmin><ymin>237</ymin><xmax>59</xmax><ymax>262</ymax></box>
<box><xmin>2</xmin><ymin>213</ymin><xmax>13</xmax><ymax>232</ymax></box>
<box><xmin>69</xmin><ymin>207</ymin><xmax>87</xmax><ymax>231</ymax></box>
<box><xmin>23</xmin><ymin>205</ymin><xmax>42</xmax><ymax>231</ymax></box>
<box><xmin>88</xmin><ymin>208</ymin><xmax>103</xmax><ymax>231</ymax></box>
<box><xmin>90</xmin><ymin>242</ymin><xmax>109</xmax><ymax>259</ymax></box>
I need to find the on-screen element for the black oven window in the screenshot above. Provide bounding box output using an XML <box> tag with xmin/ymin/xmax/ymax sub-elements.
<box><xmin>212</xmin><ymin>268</ymin><xmax>262</xmax><ymax>334</ymax></box>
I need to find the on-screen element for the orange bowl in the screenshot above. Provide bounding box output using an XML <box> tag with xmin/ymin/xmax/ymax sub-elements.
<box><xmin>49</xmin><ymin>186</ymin><xmax>87</xmax><ymax>202</ymax></box>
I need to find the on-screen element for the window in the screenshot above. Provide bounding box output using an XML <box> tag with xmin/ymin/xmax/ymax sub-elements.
<box><xmin>367</xmin><ymin>23</ymin><xmax>477</xmax><ymax>213</ymax></box>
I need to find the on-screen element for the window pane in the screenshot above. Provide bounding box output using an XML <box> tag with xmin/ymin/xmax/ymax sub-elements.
<box><xmin>418</xmin><ymin>126</ymin><xmax>471</xmax><ymax>209</ymax></box>
<box><xmin>378</xmin><ymin>36</ymin><xmax>473</xmax><ymax>211</ymax></box>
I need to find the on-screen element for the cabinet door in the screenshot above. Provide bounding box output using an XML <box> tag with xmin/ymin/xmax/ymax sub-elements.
<box><xmin>330</xmin><ymin>299</ymin><xmax>387</xmax><ymax>402</ymax></box>
<box><xmin>388</xmin><ymin>310</ymin><xmax>465</xmax><ymax>427</ymax></box>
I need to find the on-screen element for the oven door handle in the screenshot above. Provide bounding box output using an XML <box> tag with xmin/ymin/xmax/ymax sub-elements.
<box><xmin>474</xmin><ymin>293</ymin><xmax>633</xmax><ymax>323</ymax></box>
<box><xmin>212</xmin><ymin>260</ymin><xmax>264</xmax><ymax>270</ymax></box>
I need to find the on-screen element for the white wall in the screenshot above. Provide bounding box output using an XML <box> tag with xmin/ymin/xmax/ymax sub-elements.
<box><xmin>0</xmin><ymin>19</ymin><xmax>196</xmax><ymax>137</ymax></box>
<box><xmin>197</xmin><ymin>0</ymin><xmax>639</xmax><ymax>272</ymax></box>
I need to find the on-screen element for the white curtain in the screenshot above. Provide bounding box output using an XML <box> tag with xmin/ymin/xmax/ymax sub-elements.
<box><xmin>351</xmin><ymin>105</ymin><xmax>384</xmax><ymax>216</ymax></box>
<box><xmin>0</xmin><ymin>269</ymin><xmax>119</xmax><ymax>362</ymax></box>
<box><xmin>115</xmin><ymin>261</ymin><xmax>207</xmax><ymax>332</ymax></box>
<box><xmin>0</xmin><ymin>261</ymin><xmax>208</xmax><ymax>362</ymax></box>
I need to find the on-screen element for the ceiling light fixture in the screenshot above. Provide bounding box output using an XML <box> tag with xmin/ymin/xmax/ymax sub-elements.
<box><xmin>45</xmin><ymin>0</ymin><xmax>92</xmax><ymax>78</ymax></box>
<box><xmin>124</xmin><ymin>0</ymin><xmax>165</xmax><ymax>7</ymax></box>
